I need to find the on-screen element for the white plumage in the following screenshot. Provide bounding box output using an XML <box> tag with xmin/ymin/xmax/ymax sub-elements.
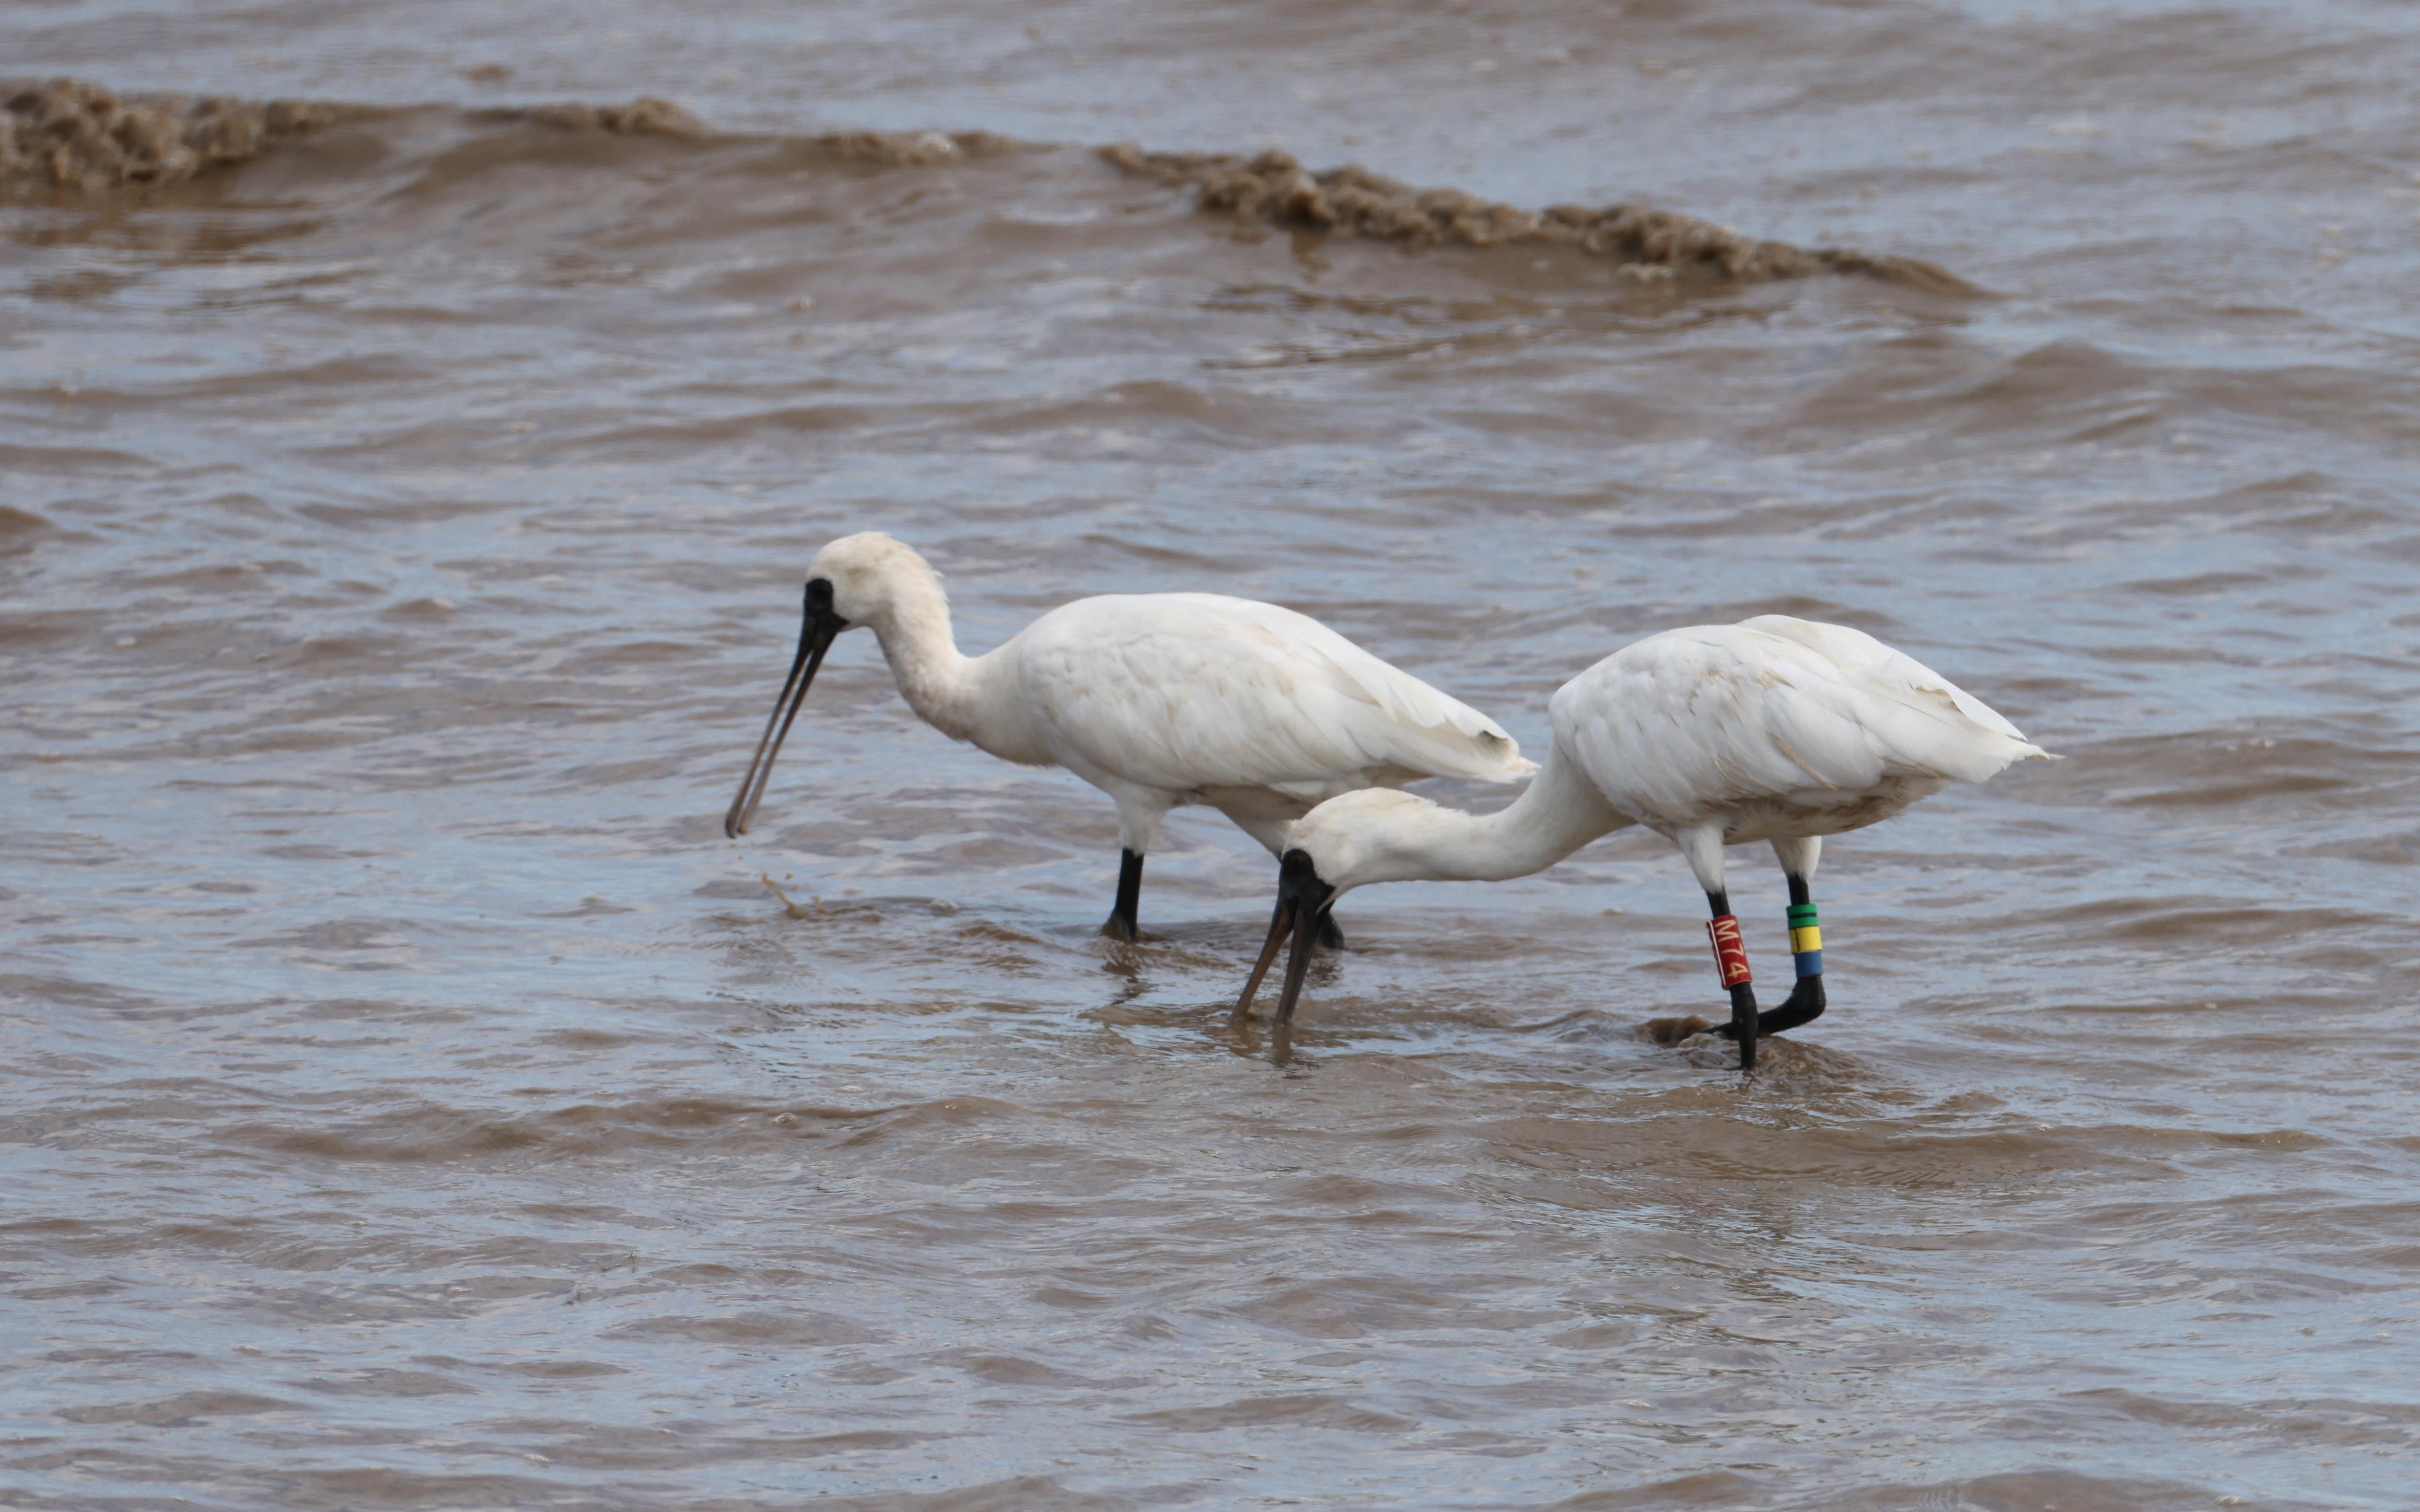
<box><xmin>1553</xmin><ymin>616</ymin><xmax>2044</xmax><ymax>855</ymax></box>
<box><xmin>1014</xmin><ymin>592</ymin><xmax>1533</xmax><ymax>807</ymax></box>
<box><xmin>1239</xmin><ymin>616</ymin><xmax>2051</xmax><ymax>1062</ymax></box>
<box><xmin>725</xmin><ymin>533</ymin><xmax>1533</xmax><ymax>937</ymax></box>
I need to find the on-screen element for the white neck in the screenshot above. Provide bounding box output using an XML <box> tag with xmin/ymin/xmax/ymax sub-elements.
<box><xmin>1356</xmin><ymin>745</ymin><xmax>1630</xmax><ymax>887</ymax></box>
<box><xmin>863</xmin><ymin>565</ymin><xmax>981</xmax><ymax>743</ymax></box>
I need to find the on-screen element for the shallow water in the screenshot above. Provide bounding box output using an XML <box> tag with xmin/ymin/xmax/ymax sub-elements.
<box><xmin>4</xmin><ymin>2</ymin><xmax>2418</xmax><ymax>1508</ymax></box>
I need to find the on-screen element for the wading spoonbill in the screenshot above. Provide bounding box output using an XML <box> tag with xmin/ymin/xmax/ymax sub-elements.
<box><xmin>1234</xmin><ymin>616</ymin><xmax>2050</xmax><ymax>1067</ymax></box>
<box><xmin>725</xmin><ymin>533</ymin><xmax>1535</xmax><ymax>940</ymax></box>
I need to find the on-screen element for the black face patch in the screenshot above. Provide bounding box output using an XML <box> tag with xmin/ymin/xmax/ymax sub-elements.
<box><xmin>805</xmin><ymin>577</ymin><xmax>847</xmax><ymax>630</ymax></box>
<box><xmin>1276</xmin><ymin>848</ymin><xmax>1334</xmax><ymax>915</ymax></box>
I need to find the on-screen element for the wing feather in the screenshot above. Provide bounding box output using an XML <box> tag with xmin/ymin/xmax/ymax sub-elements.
<box><xmin>1010</xmin><ymin>594</ymin><xmax>1532</xmax><ymax>797</ymax></box>
<box><xmin>1552</xmin><ymin>620</ymin><xmax>2044</xmax><ymax>825</ymax></box>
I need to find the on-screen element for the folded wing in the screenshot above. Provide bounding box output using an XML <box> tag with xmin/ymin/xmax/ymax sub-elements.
<box><xmin>1554</xmin><ymin>619</ymin><xmax>2046</xmax><ymax>824</ymax></box>
<box><xmin>1015</xmin><ymin>594</ymin><xmax>1533</xmax><ymax>799</ymax></box>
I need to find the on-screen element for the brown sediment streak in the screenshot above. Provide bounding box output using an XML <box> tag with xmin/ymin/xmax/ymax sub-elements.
<box><xmin>2</xmin><ymin>76</ymin><xmax>1028</xmax><ymax>193</ymax></box>
<box><xmin>494</xmin><ymin>103</ymin><xmax>1017</xmax><ymax>166</ymax></box>
<box><xmin>505</xmin><ymin>98</ymin><xmax>713</xmax><ymax>138</ymax></box>
<box><xmin>465</xmin><ymin>94</ymin><xmax>1022</xmax><ymax>170</ymax></box>
<box><xmin>1100</xmin><ymin>143</ymin><xmax>1972</xmax><ymax>292</ymax></box>
<box><xmin>4</xmin><ymin>77</ymin><xmax>1963</xmax><ymax>292</ymax></box>
<box><xmin>812</xmin><ymin>129</ymin><xmax>1019</xmax><ymax>167</ymax></box>
<box><xmin>1</xmin><ymin>78</ymin><xmax>337</xmax><ymax>191</ymax></box>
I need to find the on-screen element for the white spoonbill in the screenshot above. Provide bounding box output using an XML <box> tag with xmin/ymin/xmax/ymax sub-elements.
<box><xmin>1235</xmin><ymin>616</ymin><xmax>2051</xmax><ymax>1068</ymax></box>
<box><xmin>724</xmin><ymin>533</ymin><xmax>1535</xmax><ymax>940</ymax></box>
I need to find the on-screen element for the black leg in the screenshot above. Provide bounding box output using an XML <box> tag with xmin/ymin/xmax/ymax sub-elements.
<box><xmin>1101</xmin><ymin>848</ymin><xmax>1144</xmax><ymax>941</ymax></box>
<box><xmin>1704</xmin><ymin>886</ymin><xmax>1759</xmax><ymax>1072</ymax></box>
<box><xmin>1756</xmin><ymin>975</ymin><xmax>1828</xmax><ymax>1036</ymax></box>
<box><xmin>1729</xmin><ymin>982</ymin><xmax>1760</xmax><ymax>1069</ymax></box>
<box><xmin>1714</xmin><ymin>872</ymin><xmax>1827</xmax><ymax>1040</ymax></box>
<box><xmin>1763</xmin><ymin>872</ymin><xmax>1828</xmax><ymax>1035</ymax></box>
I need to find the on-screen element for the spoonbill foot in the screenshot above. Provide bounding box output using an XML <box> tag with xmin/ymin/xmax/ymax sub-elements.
<box><xmin>1713</xmin><ymin>976</ymin><xmax>1825</xmax><ymax>1042</ymax></box>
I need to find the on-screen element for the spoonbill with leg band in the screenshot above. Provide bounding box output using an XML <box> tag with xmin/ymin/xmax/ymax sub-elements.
<box><xmin>1232</xmin><ymin>616</ymin><xmax>2052</xmax><ymax>1068</ymax></box>
<box><xmin>724</xmin><ymin>533</ymin><xmax>1537</xmax><ymax>941</ymax></box>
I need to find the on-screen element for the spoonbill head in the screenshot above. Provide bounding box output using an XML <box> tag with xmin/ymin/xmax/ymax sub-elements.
<box><xmin>1231</xmin><ymin>789</ymin><xmax>1459</xmax><ymax>1008</ymax></box>
<box><xmin>724</xmin><ymin>533</ymin><xmax>904</xmax><ymax>839</ymax></box>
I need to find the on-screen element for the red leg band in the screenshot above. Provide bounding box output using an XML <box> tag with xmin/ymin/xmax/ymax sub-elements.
<box><xmin>1706</xmin><ymin>914</ymin><xmax>1752</xmax><ymax>987</ymax></box>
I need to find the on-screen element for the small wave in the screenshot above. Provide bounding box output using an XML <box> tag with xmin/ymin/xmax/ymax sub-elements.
<box><xmin>487</xmin><ymin>106</ymin><xmax>1018</xmax><ymax>167</ymax></box>
<box><xmin>1</xmin><ymin>78</ymin><xmax>336</xmax><ymax>191</ymax></box>
<box><xmin>1102</xmin><ymin>144</ymin><xmax>1971</xmax><ymax>291</ymax></box>
<box><xmin>0</xmin><ymin>503</ymin><xmax>55</xmax><ymax>549</ymax></box>
<box><xmin>1</xmin><ymin>78</ymin><xmax>1016</xmax><ymax>196</ymax></box>
<box><xmin>499</xmin><ymin>97</ymin><xmax>709</xmax><ymax>138</ymax></box>
<box><xmin>7</xmin><ymin>77</ymin><xmax>1964</xmax><ymax>290</ymax></box>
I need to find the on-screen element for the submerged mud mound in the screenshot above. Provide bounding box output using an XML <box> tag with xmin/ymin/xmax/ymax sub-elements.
<box><xmin>0</xmin><ymin>78</ymin><xmax>335</xmax><ymax>191</ymax></box>
<box><xmin>1103</xmin><ymin>144</ymin><xmax>1970</xmax><ymax>292</ymax></box>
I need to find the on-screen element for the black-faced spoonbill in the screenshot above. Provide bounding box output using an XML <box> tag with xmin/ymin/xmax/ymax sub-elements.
<box><xmin>1233</xmin><ymin>616</ymin><xmax>2051</xmax><ymax>1068</ymax></box>
<box><xmin>724</xmin><ymin>533</ymin><xmax>1536</xmax><ymax>941</ymax></box>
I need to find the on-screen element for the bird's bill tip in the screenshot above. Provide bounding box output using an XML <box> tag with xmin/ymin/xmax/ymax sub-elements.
<box><xmin>1234</xmin><ymin>903</ymin><xmax>1292</xmax><ymax>1018</ymax></box>
<box><xmin>1272</xmin><ymin>904</ymin><xmax>1321</xmax><ymax>1026</ymax></box>
<box><xmin>1238</xmin><ymin>850</ymin><xmax>1335</xmax><ymax>1021</ymax></box>
<box><xmin>723</xmin><ymin>599</ymin><xmax>843</xmax><ymax>840</ymax></box>
<box><xmin>1270</xmin><ymin>861</ymin><xmax>1336</xmax><ymax>1026</ymax></box>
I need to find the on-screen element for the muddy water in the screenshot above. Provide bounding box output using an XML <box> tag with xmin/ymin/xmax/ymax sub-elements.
<box><xmin>4</xmin><ymin>2</ymin><xmax>2417</xmax><ymax>1508</ymax></box>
